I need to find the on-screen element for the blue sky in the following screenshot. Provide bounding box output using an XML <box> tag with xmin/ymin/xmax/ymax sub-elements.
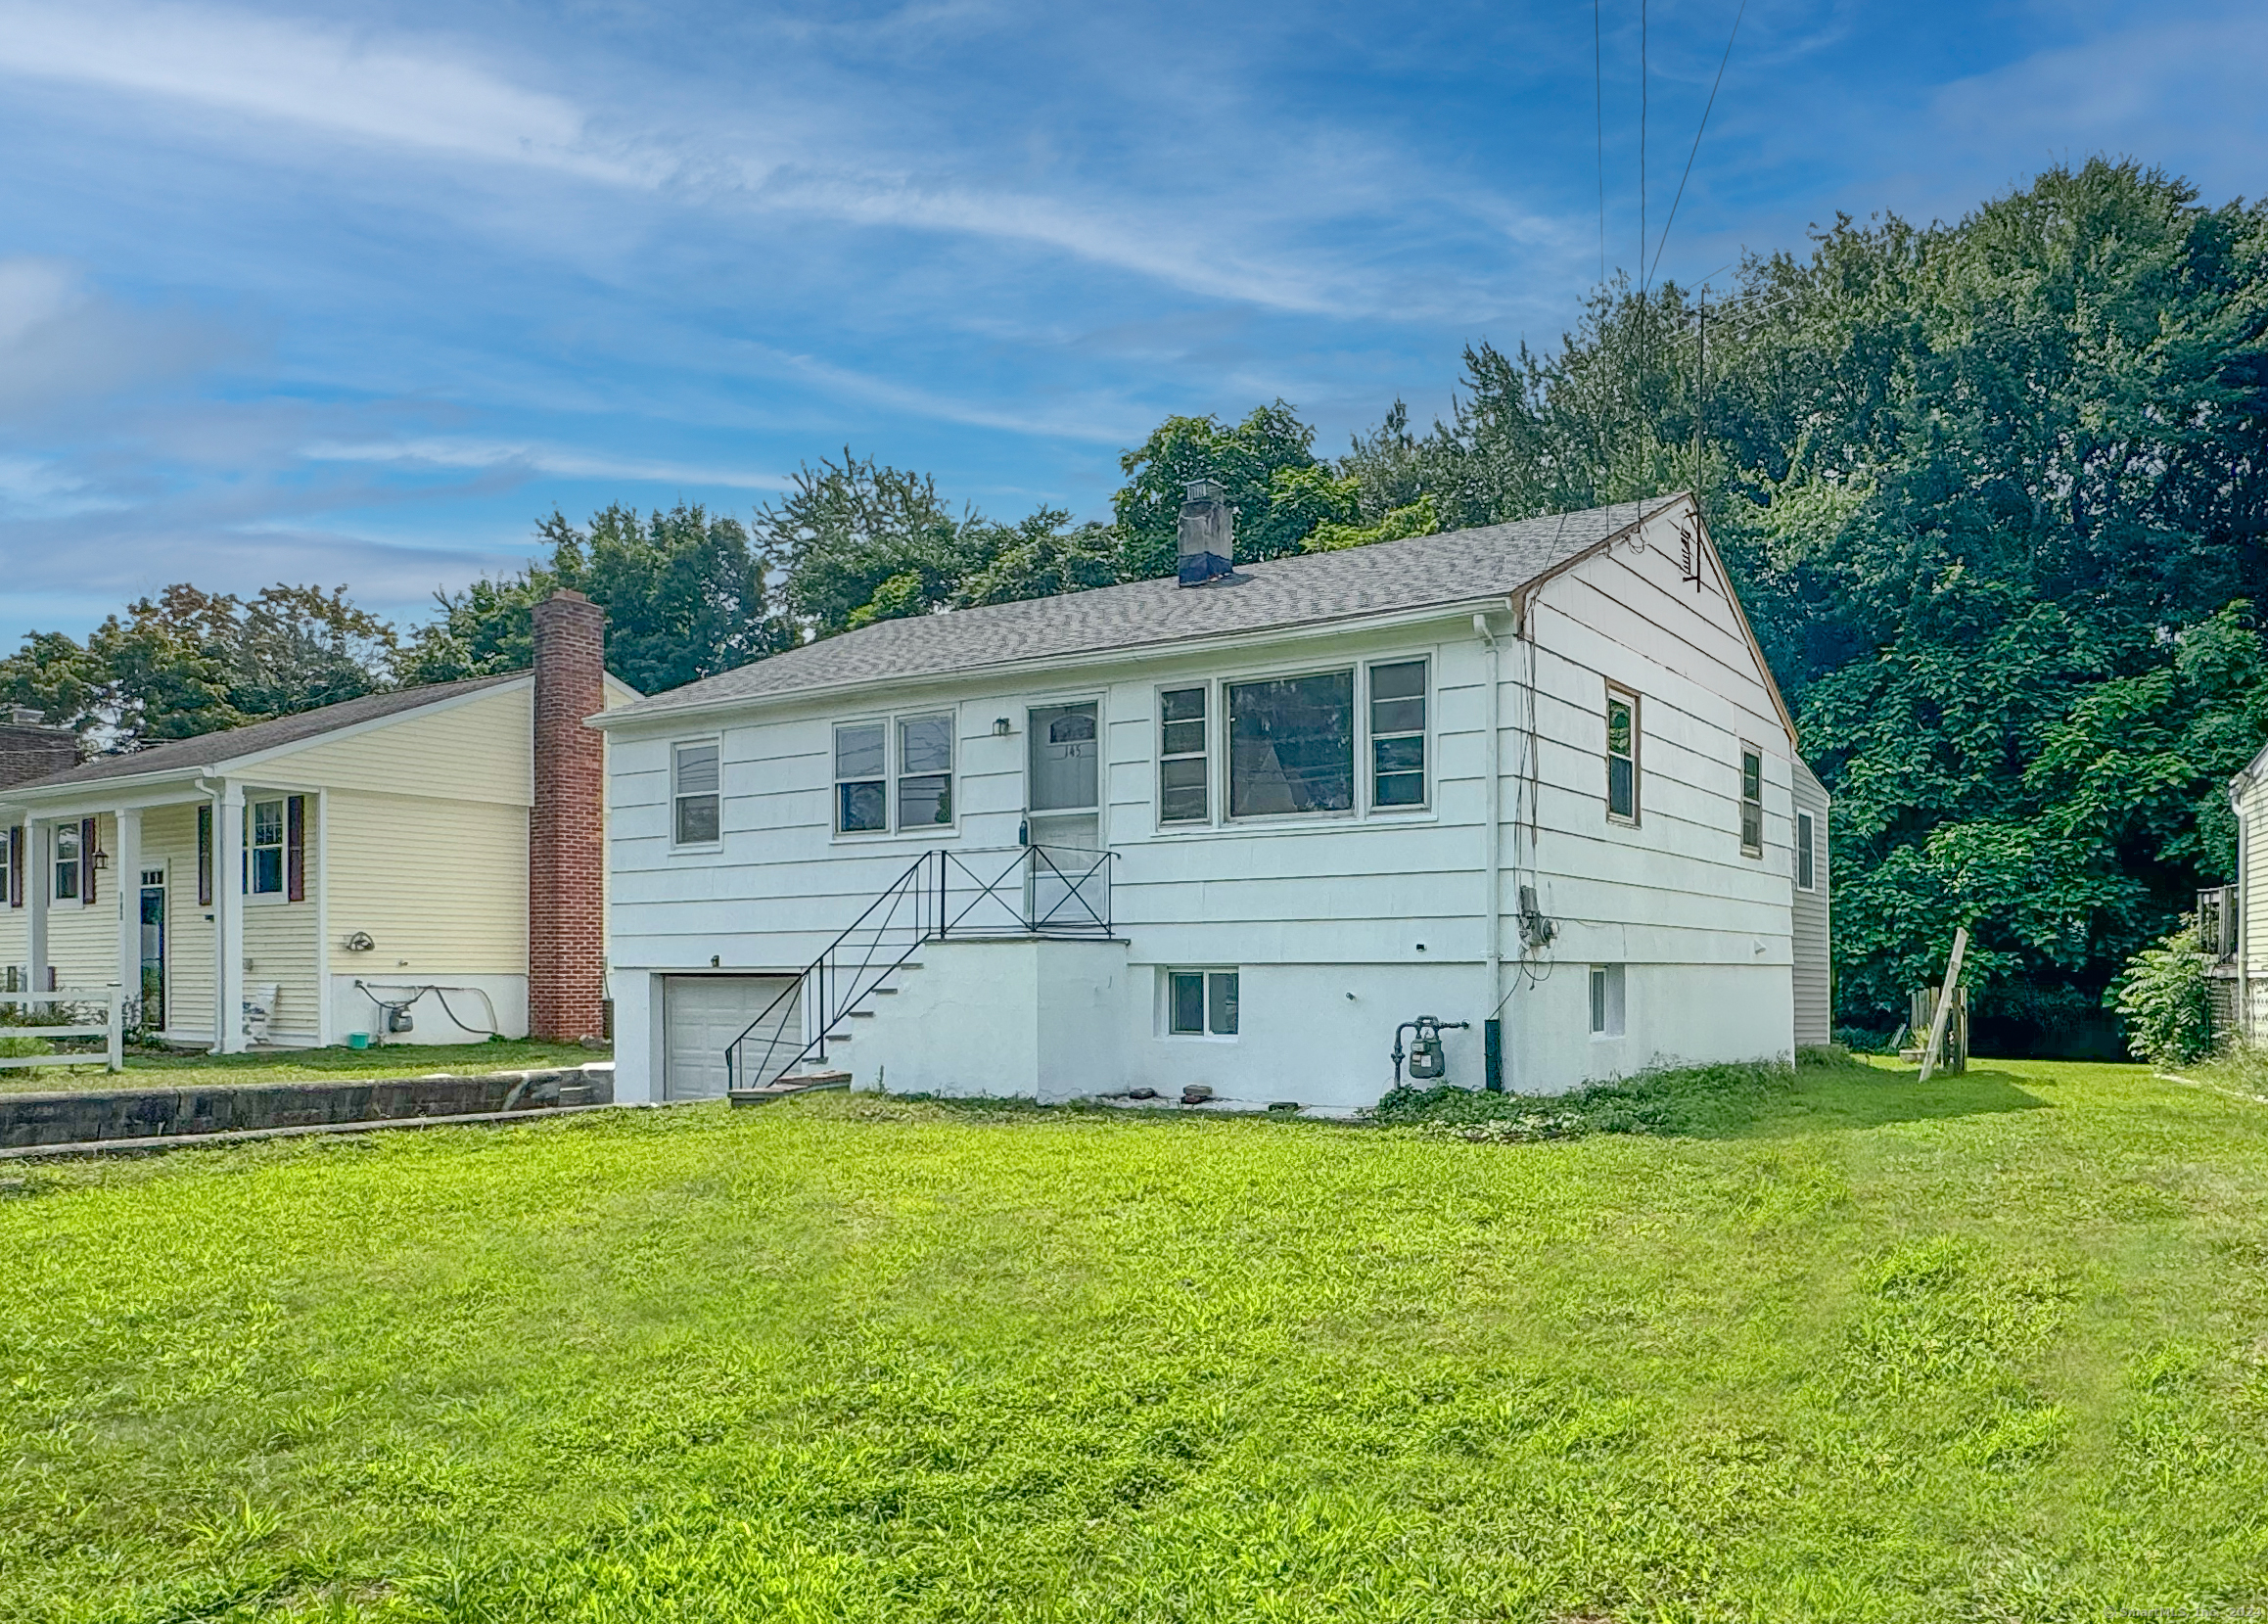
<box><xmin>2</xmin><ymin>0</ymin><xmax>2264</xmax><ymax>640</ymax></box>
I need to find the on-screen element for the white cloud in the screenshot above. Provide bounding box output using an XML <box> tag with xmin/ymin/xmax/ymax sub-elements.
<box><xmin>298</xmin><ymin>437</ymin><xmax>793</xmax><ymax>490</ymax></box>
<box><xmin>0</xmin><ymin>255</ymin><xmax>244</xmax><ymax>422</ymax></box>
<box><xmin>0</xmin><ymin>0</ymin><xmax>658</xmax><ymax>183</ymax></box>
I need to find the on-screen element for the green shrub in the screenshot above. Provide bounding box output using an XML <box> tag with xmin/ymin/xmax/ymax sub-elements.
<box><xmin>0</xmin><ymin>1034</ymin><xmax>53</xmax><ymax>1078</ymax></box>
<box><xmin>1374</xmin><ymin>1059</ymin><xmax>1805</xmax><ymax>1141</ymax></box>
<box><xmin>2111</xmin><ymin>920</ymin><xmax>2216</xmax><ymax>1066</ymax></box>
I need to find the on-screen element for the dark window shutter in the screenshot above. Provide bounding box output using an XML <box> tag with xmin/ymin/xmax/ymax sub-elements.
<box><xmin>198</xmin><ymin>806</ymin><xmax>212</xmax><ymax>906</ymax></box>
<box><xmin>286</xmin><ymin>796</ymin><xmax>306</xmax><ymax>902</ymax></box>
<box><xmin>80</xmin><ymin>816</ymin><xmax>96</xmax><ymax>905</ymax></box>
<box><xmin>7</xmin><ymin>826</ymin><xmax>20</xmax><ymax>909</ymax></box>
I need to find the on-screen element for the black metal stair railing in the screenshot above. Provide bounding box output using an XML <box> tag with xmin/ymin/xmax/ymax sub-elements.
<box><xmin>723</xmin><ymin>844</ymin><xmax>1115</xmax><ymax>1090</ymax></box>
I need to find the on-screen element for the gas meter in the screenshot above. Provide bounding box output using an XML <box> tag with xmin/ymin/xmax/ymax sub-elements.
<box><xmin>1392</xmin><ymin>1016</ymin><xmax>1471</xmax><ymax>1086</ymax></box>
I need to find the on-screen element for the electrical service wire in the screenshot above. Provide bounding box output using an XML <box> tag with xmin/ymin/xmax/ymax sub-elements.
<box><xmin>1645</xmin><ymin>0</ymin><xmax>1751</xmax><ymax>293</ymax></box>
<box><xmin>355</xmin><ymin>980</ymin><xmax>503</xmax><ymax>1038</ymax></box>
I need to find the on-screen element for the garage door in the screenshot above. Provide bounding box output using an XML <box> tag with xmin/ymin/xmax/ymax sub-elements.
<box><xmin>663</xmin><ymin>975</ymin><xmax>802</xmax><ymax>1100</ymax></box>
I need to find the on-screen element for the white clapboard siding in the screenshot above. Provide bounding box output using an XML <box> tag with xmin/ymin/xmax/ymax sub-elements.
<box><xmin>1791</xmin><ymin>759</ymin><xmax>1832</xmax><ymax>1045</ymax></box>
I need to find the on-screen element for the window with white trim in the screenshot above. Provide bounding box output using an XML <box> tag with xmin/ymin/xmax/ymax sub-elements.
<box><xmin>246</xmin><ymin>798</ymin><xmax>286</xmax><ymax>895</ymax></box>
<box><xmin>1167</xmin><ymin>968</ymin><xmax>1238</xmax><ymax>1036</ymax></box>
<box><xmin>834</xmin><ymin>714</ymin><xmax>956</xmax><ymax>834</ymax></box>
<box><xmin>54</xmin><ymin>822</ymin><xmax>80</xmax><ymax>902</ymax></box>
<box><xmin>1796</xmin><ymin>810</ymin><xmax>1816</xmax><ymax>891</ymax></box>
<box><xmin>1158</xmin><ymin>685</ymin><xmax>1209</xmax><ymax>824</ymax></box>
<box><xmin>1589</xmin><ymin>963</ymin><xmax>1625</xmax><ymax>1038</ymax></box>
<box><xmin>835</xmin><ymin>722</ymin><xmax>888</xmax><ymax>833</ymax></box>
<box><xmin>1606</xmin><ymin>688</ymin><xmax>1639</xmax><ymax>823</ymax></box>
<box><xmin>672</xmin><ymin>741</ymin><xmax>720</xmax><ymax>845</ymax></box>
<box><xmin>896</xmin><ymin>714</ymin><xmax>954</xmax><ymax>829</ymax></box>
<box><xmin>1740</xmin><ymin>747</ymin><xmax>1764</xmax><ymax>858</ymax></box>
<box><xmin>1368</xmin><ymin>659</ymin><xmax>1427</xmax><ymax>809</ymax></box>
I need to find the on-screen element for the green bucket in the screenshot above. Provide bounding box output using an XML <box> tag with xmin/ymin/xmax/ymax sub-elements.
<box><xmin>347</xmin><ymin>1032</ymin><xmax>371</xmax><ymax>1050</ymax></box>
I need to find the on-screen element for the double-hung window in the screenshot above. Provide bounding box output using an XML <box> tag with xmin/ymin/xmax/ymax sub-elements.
<box><xmin>54</xmin><ymin>822</ymin><xmax>80</xmax><ymax>902</ymax></box>
<box><xmin>1368</xmin><ymin>660</ymin><xmax>1427</xmax><ymax>809</ymax></box>
<box><xmin>1167</xmin><ymin>969</ymin><xmax>1238</xmax><ymax>1037</ymax></box>
<box><xmin>1796</xmin><ymin>810</ymin><xmax>1816</xmax><ymax>890</ymax></box>
<box><xmin>1606</xmin><ymin>688</ymin><xmax>1640</xmax><ymax>822</ymax></box>
<box><xmin>835</xmin><ymin>723</ymin><xmax>888</xmax><ymax>832</ymax></box>
<box><xmin>897</xmin><ymin>715</ymin><xmax>954</xmax><ymax>828</ymax></box>
<box><xmin>1227</xmin><ymin>671</ymin><xmax>1354</xmax><ymax>818</ymax></box>
<box><xmin>246</xmin><ymin>798</ymin><xmax>286</xmax><ymax>895</ymax></box>
<box><xmin>834</xmin><ymin>715</ymin><xmax>954</xmax><ymax>834</ymax></box>
<box><xmin>673</xmin><ymin>742</ymin><xmax>720</xmax><ymax>845</ymax></box>
<box><xmin>1739</xmin><ymin>747</ymin><xmax>1764</xmax><ymax>857</ymax></box>
<box><xmin>1158</xmin><ymin>686</ymin><xmax>1210</xmax><ymax>823</ymax></box>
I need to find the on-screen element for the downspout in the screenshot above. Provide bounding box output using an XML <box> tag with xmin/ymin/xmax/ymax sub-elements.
<box><xmin>2233</xmin><ymin>781</ymin><xmax>2250</xmax><ymax>1046</ymax></box>
<box><xmin>1473</xmin><ymin>613</ymin><xmax>1503</xmax><ymax>1089</ymax></box>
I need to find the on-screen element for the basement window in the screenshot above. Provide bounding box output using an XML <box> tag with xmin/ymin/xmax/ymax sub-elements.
<box><xmin>1158</xmin><ymin>685</ymin><xmax>1210</xmax><ymax>823</ymax></box>
<box><xmin>1589</xmin><ymin>963</ymin><xmax>1625</xmax><ymax>1038</ymax></box>
<box><xmin>1167</xmin><ymin>969</ymin><xmax>1238</xmax><ymax>1037</ymax></box>
<box><xmin>672</xmin><ymin>741</ymin><xmax>721</xmax><ymax>846</ymax></box>
<box><xmin>1227</xmin><ymin>671</ymin><xmax>1354</xmax><ymax>818</ymax></box>
<box><xmin>1740</xmin><ymin>747</ymin><xmax>1764</xmax><ymax>858</ymax></box>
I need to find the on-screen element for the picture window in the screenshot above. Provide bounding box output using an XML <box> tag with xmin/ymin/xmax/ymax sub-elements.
<box><xmin>1227</xmin><ymin>671</ymin><xmax>1354</xmax><ymax>818</ymax></box>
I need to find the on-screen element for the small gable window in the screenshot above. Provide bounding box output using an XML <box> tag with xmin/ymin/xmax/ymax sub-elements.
<box><xmin>1606</xmin><ymin>688</ymin><xmax>1639</xmax><ymax>823</ymax></box>
<box><xmin>1740</xmin><ymin>747</ymin><xmax>1765</xmax><ymax>858</ymax></box>
<box><xmin>1797</xmin><ymin>810</ymin><xmax>1816</xmax><ymax>891</ymax></box>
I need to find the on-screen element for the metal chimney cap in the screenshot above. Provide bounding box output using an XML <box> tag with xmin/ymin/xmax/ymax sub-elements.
<box><xmin>1183</xmin><ymin>478</ymin><xmax>1226</xmax><ymax>502</ymax></box>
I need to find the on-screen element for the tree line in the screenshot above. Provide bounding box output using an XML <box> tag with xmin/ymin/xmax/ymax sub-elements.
<box><xmin>8</xmin><ymin>160</ymin><xmax>2266</xmax><ymax>1047</ymax></box>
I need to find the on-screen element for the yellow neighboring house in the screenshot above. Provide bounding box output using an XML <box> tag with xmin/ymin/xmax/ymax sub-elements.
<box><xmin>0</xmin><ymin>591</ymin><xmax>633</xmax><ymax>1052</ymax></box>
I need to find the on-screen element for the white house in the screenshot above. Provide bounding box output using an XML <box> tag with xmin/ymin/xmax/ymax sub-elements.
<box><xmin>594</xmin><ymin>490</ymin><xmax>1832</xmax><ymax>1109</ymax></box>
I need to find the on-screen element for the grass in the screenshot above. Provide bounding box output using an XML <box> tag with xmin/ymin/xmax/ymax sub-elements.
<box><xmin>0</xmin><ymin>1039</ymin><xmax>607</xmax><ymax>1094</ymax></box>
<box><xmin>2</xmin><ymin>1053</ymin><xmax>2265</xmax><ymax>1620</ymax></box>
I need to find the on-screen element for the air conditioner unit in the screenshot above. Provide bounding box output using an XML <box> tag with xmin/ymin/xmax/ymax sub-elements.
<box><xmin>2198</xmin><ymin>885</ymin><xmax>2240</xmax><ymax>958</ymax></box>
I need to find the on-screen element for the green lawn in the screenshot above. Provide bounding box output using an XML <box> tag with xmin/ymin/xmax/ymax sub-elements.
<box><xmin>0</xmin><ymin>1040</ymin><xmax>606</xmax><ymax>1093</ymax></box>
<box><xmin>3</xmin><ymin>1056</ymin><xmax>2264</xmax><ymax>1621</ymax></box>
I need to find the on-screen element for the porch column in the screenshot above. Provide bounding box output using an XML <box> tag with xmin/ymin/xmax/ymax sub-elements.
<box><xmin>113</xmin><ymin>808</ymin><xmax>141</xmax><ymax>1021</ymax></box>
<box><xmin>212</xmin><ymin>783</ymin><xmax>247</xmax><ymax>1053</ymax></box>
<box><xmin>24</xmin><ymin>816</ymin><xmax>47</xmax><ymax>997</ymax></box>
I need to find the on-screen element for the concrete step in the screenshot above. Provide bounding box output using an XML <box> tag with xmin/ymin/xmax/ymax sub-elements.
<box><xmin>729</xmin><ymin>1072</ymin><xmax>852</xmax><ymax>1108</ymax></box>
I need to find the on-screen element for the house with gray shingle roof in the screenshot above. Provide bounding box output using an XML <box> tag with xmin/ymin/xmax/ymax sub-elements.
<box><xmin>592</xmin><ymin>490</ymin><xmax>1832</xmax><ymax>1108</ymax></box>
<box><xmin>1</xmin><ymin>595</ymin><xmax>638</xmax><ymax>1052</ymax></box>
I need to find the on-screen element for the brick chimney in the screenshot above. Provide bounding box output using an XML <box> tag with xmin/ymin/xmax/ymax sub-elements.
<box><xmin>0</xmin><ymin>707</ymin><xmax>77</xmax><ymax>789</ymax></box>
<box><xmin>529</xmin><ymin>591</ymin><xmax>607</xmax><ymax>1043</ymax></box>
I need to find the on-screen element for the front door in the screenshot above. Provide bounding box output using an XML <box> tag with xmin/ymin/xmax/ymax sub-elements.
<box><xmin>138</xmin><ymin>870</ymin><xmax>165</xmax><ymax>1031</ymax></box>
<box><xmin>1027</xmin><ymin>703</ymin><xmax>1104</xmax><ymax>926</ymax></box>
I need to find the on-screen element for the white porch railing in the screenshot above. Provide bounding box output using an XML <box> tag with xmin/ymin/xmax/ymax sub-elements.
<box><xmin>0</xmin><ymin>985</ymin><xmax>124</xmax><ymax>1073</ymax></box>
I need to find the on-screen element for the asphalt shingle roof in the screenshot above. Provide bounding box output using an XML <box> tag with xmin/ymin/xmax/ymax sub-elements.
<box><xmin>604</xmin><ymin>497</ymin><xmax>1670</xmax><ymax>722</ymax></box>
<box><xmin>8</xmin><ymin>673</ymin><xmax>527</xmax><ymax>793</ymax></box>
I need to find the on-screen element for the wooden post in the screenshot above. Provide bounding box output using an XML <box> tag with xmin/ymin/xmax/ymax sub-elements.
<box><xmin>1918</xmin><ymin>926</ymin><xmax>1968</xmax><ymax>1084</ymax></box>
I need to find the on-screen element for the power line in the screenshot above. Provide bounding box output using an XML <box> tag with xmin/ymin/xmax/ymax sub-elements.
<box><xmin>1639</xmin><ymin>0</ymin><xmax>1647</xmax><ymax>292</ymax></box>
<box><xmin>1594</xmin><ymin>0</ymin><xmax>1606</xmax><ymax>287</ymax></box>
<box><xmin>1646</xmin><ymin>0</ymin><xmax>1748</xmax><ymax>293</ymax></box>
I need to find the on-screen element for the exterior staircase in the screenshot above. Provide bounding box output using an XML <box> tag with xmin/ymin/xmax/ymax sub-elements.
<box><xmin>722</xmin><ymin>846</ymin><xmax>1113</xmax><ymax>1092</ymax></box>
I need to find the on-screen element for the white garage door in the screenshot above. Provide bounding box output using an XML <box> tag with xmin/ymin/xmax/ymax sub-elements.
<box><xmin>664</xmin><ymin>975</ymin><xmax>802</xmax><ymax>1100</ymax></box>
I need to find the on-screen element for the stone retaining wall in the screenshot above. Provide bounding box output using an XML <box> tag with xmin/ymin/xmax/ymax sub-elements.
<box><xmin>0</xmin><ymin>1063</ymin><xmax>615</xmax><ymax>1148</ymax></box>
